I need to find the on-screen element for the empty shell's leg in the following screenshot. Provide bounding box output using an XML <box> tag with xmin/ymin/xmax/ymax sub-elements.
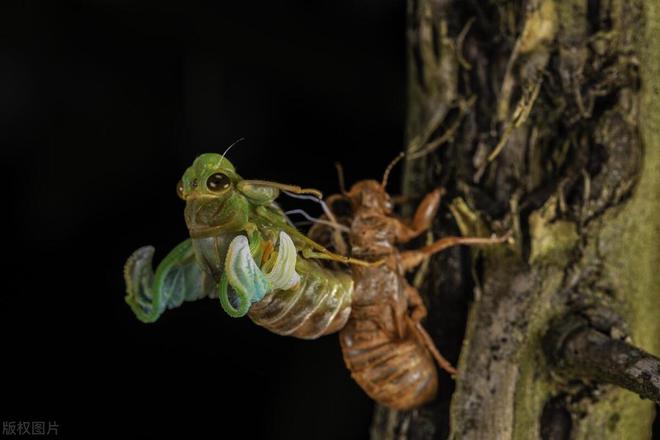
<box><xmin>400</xmin><ymin>232</ymin><xmax>511</xmax><ymax>272</ymax></box>
<box><xmin>395</xmin><ymin>188</ymin><xmax>445</xmax><ymax>243</ymax></box>
<box><xmin>404</xmin><ymin>284</ymin><xmax>457</xmax><ymax>374</ymax></box>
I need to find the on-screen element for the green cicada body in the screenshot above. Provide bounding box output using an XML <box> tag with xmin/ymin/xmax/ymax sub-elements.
<box><xmin>124</xmin><ymin>153</ymin><xmax>358</xmax><ymax>339</ymax></box>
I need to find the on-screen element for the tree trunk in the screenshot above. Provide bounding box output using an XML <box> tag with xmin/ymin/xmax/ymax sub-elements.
<box><xmin>371</xmin><ymin>0</ymin><xmax>660</xmax><ymax>439</ymax></box>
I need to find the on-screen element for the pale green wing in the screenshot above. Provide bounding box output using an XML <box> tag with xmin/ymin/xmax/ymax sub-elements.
<box><xmin>221</xmin><ymin>232</ymin><xmax>300</xmax><ymax>317</ymax></box>
<box><xmin>222</xmin><ymin>235</ymin><xmax>271</xmax><ymax>317</ymax></box>
<box><xmin>264</xmin><ymin>231</ymin><xmax>301</xmax><ymax>290</ymax></box>
<box><xmin>124</xmin><ymin>240</ymin><xmax>214</xmax><ymax>323</ymax></box>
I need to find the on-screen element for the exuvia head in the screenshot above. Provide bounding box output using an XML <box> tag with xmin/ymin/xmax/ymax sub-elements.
<box><xmin>346</xmin><ymin>180</ymin><xmax>393</xmax><ymax>214</ymax></box>
<box><xmin>342</xmin><ymin>152</ymin><xmax>405</xmax><ymax>214</ymax></box>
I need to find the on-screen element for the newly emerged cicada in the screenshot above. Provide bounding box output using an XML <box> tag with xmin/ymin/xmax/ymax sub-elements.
<box><xmin>124</xmin><ymin>152</ymin><xmax>374</xmax><ymax>339</ymax></box>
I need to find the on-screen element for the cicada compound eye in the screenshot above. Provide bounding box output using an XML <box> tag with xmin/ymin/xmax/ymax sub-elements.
<box><xmin>207</xmin><ymin>172</ymin><xmax>231</xmax><ymax>192</ymax></box>
<box><xmin>176</xmin><ymin>180</ymin><xmax>185</xmax><ymax>200</ymax></box>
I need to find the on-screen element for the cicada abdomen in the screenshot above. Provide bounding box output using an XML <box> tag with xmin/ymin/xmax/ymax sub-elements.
<box><xmin>189</xmin><ymin>227</ymin><xmax>354</xmax><ymax>339</ymax></box>
<box><xmin>339</xmin><ymin>265</ymin><xmax>438</xmax><ymax>410</ymax></box>
<box><xmin>248</xmin><ymin>258</ymin><xmax>354</xmax><ymax>339</ymax></box>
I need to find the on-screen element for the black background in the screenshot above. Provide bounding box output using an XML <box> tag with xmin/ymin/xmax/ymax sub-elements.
<box><xmin>3</xmin><ymin>2</ymin><xmax>658</xmax><ymax>439</ymax></box>
<box><xmin>2</xmin><ymin>1</ymin><xmax>405</xmax><ymax>438</ymax></box>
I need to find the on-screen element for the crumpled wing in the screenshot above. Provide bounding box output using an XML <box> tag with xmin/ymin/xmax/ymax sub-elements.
<box><xmin>224</xmin><ymin>235</ymin><xmax>271</xmax><ymax>305</ymax></box>
<box><xmin>221</xmin><ymin>232</ymin><xmax>301</xmax><ymax>317</ymax></box>
<box><xmin>124</xmin><ymin>239</ymin><xmax>214</xmax><ymax>323</ymax></box>
<box><xmin>263</xmin><ymin>231</ymin><xmax>301</xmax><ymax>291</ymax></box>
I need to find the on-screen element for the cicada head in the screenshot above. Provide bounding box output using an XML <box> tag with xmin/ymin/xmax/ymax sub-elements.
<box><xmin>346</xmin><ymin>180</ymin><xmax>393</xmax><ymax>215</ymax></box>
<box><xmin>179</xmin><ymin>153</ymin><xmax>250</xmax><ymax>238</ymax></box>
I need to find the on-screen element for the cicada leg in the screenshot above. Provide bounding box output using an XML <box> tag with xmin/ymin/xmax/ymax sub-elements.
<box><xmin>400</xmin><ymin>232</ymin><xmax>512</xmax><ymax>272</ymax></box>
<box><xmin>395</xmin><ymin>188</ymin><xmax>445</xmax><ymax>243</ymax></box>
<box><xmin>404</xmin><ymin>284</ymin><xmax>457</xmax><ymax>375</ymax></box>
<box><xmin>301</xmin><ymin>247</ymin><xmax>385</xmax><ymax>268</ymax></box>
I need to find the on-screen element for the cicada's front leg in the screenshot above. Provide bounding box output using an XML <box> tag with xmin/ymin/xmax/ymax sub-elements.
<box><xmin>394</xmin><ymin>188</ymin><xmax>445</xmax><ymax>243</ymax></box>
<box><xmin>399</xmin><ymin>233</ymin><xmax>511</xmax><ymax>272</ymax></box>
<box><xmin>124</xmin><ymin>240</ymin><xmax>215</xmax><ymax>323</ymax></box>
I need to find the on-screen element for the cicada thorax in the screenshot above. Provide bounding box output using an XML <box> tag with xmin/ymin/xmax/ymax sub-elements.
<box><xmin>338</xmin><ymin>265</ymin><xmax>438</xmax><ymax>410</ymax></box>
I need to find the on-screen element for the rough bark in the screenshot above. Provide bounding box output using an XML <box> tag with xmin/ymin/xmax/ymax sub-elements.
<box><xmin>371</xmin><ymin>0</ymin><xmax>660</xmax><ymax>439</ymax></box>
<box><xmin>544</xmin><ymin>315</ymin><xmax>660</xmax><ymax>404</ymax></box>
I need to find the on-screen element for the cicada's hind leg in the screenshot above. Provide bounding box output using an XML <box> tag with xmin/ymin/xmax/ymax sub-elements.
<box><xmin>124</xmin><ymin>240</ymin><xmax>214</xmax><ymax>323</ymax></box>
<box><xmin>400</xmin><ymin>233</ymin><xmax>511</xmax><ymax>272</ymax></box>
<box><xmin>404</xmin><ymin>284</ymin><xmax>457</xmax><ymax>375</ymax></box>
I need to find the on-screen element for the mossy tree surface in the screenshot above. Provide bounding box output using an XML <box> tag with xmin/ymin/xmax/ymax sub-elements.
<box><xmin>371</xmin><ymin>0</ymin><xmax>659</xmax><ymax>439</ymax></box>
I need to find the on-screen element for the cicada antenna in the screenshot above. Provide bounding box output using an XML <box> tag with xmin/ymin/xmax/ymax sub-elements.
<box><xmin>218</xmin><ymin>137</ymin><xmax>245</xmax><ymax>167</ymax></box>
<box><xmin>381</xmin><ymin>152</ymin><xmax>406</xmax><ymax>189</ymax></box>
<box><xmin>335</xmin><ymin>162</ymin><xmax>348</xmax><ymax>195</ymax></box>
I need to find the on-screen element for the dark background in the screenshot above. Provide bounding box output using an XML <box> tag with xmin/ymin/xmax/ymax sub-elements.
<box><xmin>3</xmin><ymin>2</ymin><xmax>658</xmax><ymax>439</ymax></box>
<box><xmin>1</xmin><ymin>1</ymin><xmax>405</xmax><ymax>438</ymax></box>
